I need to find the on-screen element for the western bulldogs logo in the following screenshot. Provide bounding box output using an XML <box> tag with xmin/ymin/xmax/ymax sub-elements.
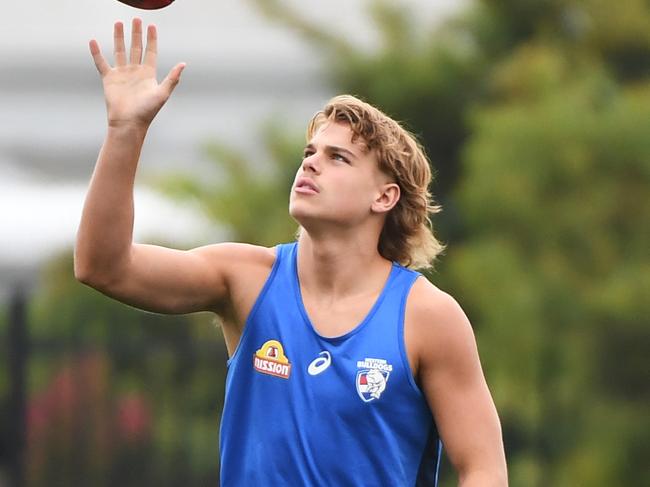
<box><xmin>356</xmin><ymin>357</ymin><xmax>392</xmax><ymax>402</ymax></box>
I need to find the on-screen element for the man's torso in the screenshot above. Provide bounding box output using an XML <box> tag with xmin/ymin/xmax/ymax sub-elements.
<box><xmin>218</xmin><ymin>242</ymin><xmax>441</xmax><ymax>486</ymax></box>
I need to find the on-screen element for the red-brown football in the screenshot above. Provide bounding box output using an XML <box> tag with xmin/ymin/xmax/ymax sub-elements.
<box><xmin>116</xmin><ymin>0</ymin><xmax>175</xmax><ymax>9</ymax></box>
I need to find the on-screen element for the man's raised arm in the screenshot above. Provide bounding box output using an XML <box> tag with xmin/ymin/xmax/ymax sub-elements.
<box><xmin>75</xmin><ymin>18</ymin><xmax>267</xmax><ymax>316</ymax></box>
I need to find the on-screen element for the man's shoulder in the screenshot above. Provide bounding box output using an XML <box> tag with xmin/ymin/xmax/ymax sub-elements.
<box><xmin>407</xmin><ymin>277</ymin><xmax>464</xmax><ymax>323</ymax></box>
<box><xmin>405</xmin><ymin>277</ymin><xmax>475</xmax><ymax>360</ymax></box>
<box><xmin>194</xmin><ymin>243</ymin><xmax>278</xmax><ymax>320</ymax></box>
<box><xmin>191</xmin><ymin>242</ymin><xmax>278</xmax><ymax>294</ymax></box>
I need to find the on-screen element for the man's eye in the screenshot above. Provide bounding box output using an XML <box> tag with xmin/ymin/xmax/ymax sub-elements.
<box><xmin>303</xmin><ymin>150</ymin><xmax>314</xmax><ymax>158</ymax></box>
<box><xmin>333</xmin><ymin>153</ymin><xmax>349</xmax><ymax>163</ymax></box>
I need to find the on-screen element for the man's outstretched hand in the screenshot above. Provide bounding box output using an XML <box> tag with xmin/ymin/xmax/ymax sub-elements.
<box><xmin>89</xmin><ymin>18</ymin><xmax>185</xmax><ymax>130</ymax></box>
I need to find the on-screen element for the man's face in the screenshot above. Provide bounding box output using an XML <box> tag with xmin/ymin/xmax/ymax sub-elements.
<box><xmin>289</xmin><ymin>121</ymin><xmax>391</xmax><ymax>229</ymax></box>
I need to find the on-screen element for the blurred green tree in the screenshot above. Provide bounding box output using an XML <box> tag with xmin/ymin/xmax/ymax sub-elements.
<box><xmin>448</xmin><ymin>45</ymin><xmax>650</xmax><ymax>485</ymax></box>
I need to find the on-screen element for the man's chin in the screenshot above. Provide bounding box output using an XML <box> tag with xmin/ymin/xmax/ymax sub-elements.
<box><xmin>289</xmin><ymin>203</ymin><xmax>313</xmax><ymax>222</ymax></box>
<box><xmin>289</xmin><ymin>206</ymin><xmax>322</xmax><ymax>230</ymax></box>
<box><xmin>289</xmin><ymin>209</ymin><xmax>311</xmax><ymax>227</ymax></box>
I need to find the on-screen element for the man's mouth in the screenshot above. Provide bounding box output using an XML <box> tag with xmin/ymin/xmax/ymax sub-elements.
<box><xmin>295</xmin><ymin>177</ymin><xmax>319</xmax><ymax>194</ymax></box>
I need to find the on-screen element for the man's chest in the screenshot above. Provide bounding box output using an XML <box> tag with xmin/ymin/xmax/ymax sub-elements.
<box><xmin>302</xmin><ymin>293</ymin><xmax>378</xmax><ymax>337</ymax></box>
<box><xmin>247</xmin><ymin>335</ymin><xmax>404</xmax><ymax>413</ymax></box>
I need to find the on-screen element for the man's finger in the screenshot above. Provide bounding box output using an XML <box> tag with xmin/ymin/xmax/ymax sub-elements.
<box><xmin>143</xmin><ymin>24</ymin><xmax>158</xmax><ymax>69</ymax></box>
<box><xmin>89</xmin><ymin>40</ymin><xmax>111</xmax><ymax>76</ymax></box>
<box><xmin>160</xmin><ymin>62</ymin><xmax>186</xmax><ymax>96</ymax></box>
<box><xmin>130</xmin><ymin>17</ymin><xmax>143</xmax><ymax>65</ymax></box>
<box><xmin>114</xmin><ymin>21</ymin><xmax>127</xmax><ymax>66</ymax></box>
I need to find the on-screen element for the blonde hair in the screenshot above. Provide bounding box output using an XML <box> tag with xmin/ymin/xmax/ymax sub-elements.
<box><xmin>306</xmin><ymin>95</ymin><xmax>444</xmax><ymax>270</ymax></box>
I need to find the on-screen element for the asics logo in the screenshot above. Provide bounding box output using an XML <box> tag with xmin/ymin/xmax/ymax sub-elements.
<box><xmin>307</xmin><ymin>351</ymin><xmax>332</xmax><ymax>376</ymax></box>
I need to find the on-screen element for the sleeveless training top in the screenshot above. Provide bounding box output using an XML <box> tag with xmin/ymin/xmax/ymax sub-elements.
<box><xmin>220</xmin><ymin>242</ymin><xmax>442</xmax><ymax>486</ymax></box>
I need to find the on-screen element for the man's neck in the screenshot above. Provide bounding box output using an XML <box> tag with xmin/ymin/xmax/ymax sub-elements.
<box><xmin>296</xmin><ymin>230</ymin><xmax>391</xmax><ymax>300</ymax></box>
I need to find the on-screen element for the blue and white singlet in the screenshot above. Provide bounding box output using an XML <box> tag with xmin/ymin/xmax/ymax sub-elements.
<box><xmin>220</xmin><ymin>242</ymin><xmax>442</xmax><ymax>486</ymax></box>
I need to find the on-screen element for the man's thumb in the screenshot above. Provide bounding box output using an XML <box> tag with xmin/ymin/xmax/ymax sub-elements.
<box><xmin>161</xmin><ymin>62</ymin><xmax>186</xmax><ymax>95</ymax></box>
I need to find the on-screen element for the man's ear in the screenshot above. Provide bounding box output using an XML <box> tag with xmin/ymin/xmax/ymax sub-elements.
<box><xmin>371</xmin><ymin>183</ymin><xmax>400</xmax><ymax>214</ymax></box>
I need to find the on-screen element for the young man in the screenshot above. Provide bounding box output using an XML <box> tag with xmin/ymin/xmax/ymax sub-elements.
<box><xmin>76</xmin><ymin>18</ymin><xmax>507</xmax><ymax>486</ymax></box>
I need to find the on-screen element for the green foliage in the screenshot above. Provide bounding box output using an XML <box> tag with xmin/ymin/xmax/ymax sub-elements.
<box><xmin>447</xmin><ymin>42</ymin><xmax>649</xmax><ymax>486</ymax></box>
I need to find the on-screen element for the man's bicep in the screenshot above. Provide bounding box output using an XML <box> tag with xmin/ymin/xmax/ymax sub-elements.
<box><xmin>95</xmin><ymin>242</ymin><xmax>264</xmax><ymax>315</ymax></box>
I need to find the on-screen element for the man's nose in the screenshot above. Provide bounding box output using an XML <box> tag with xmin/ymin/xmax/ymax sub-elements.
<box><xmin>302</xmin><ymin>153</ymin><xmax>321</xmax><ymax>174</ymax></box>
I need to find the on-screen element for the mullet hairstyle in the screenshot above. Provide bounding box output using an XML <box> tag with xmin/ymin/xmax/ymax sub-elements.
<box><xmin>305</xmin><ymin>95</ymin><xmax>444</xmax><ymax>270</ymax></box>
